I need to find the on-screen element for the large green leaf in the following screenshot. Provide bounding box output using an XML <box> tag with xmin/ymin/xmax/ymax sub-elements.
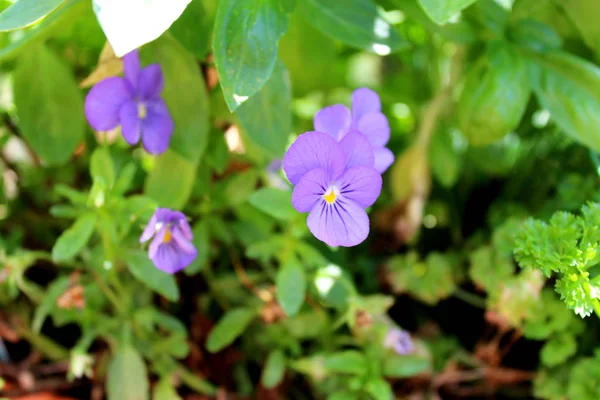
<box><xmin>248</xmin><ymin>188</ymin><xmax>295</xmax><ymax>221</ymax></box>
<box><xmin>144</xmin><ymin>150</ymin><xmax>197</xmax><ymax>209</ymax></box>
<box><xmin>92</xmin><ymin>0</ymin><xmax>191</xmax><ymax>56</ymax></box>
<box><xmin>170</xmin><ymin>0</ymin><xmax>217</xmax><ymax>59</ymax></box>
<box><xmin>457</xmin><ymin>43</ymin><xmax>531</xmax><ymax>146</ymax></box>
<box><xmin>52</xmin><ymin>213</ymin><xmax>97</xmax><ymax>263</ymax></box>
<box><xmin>527</xmin><ymin>50</ymin><xmax>600</xmax><ymax>152</ymax></box>
<box><xmin>276</xmin><ymin>260</ymin><xmax>306</xmax><ymax>316</ymax></box>
<box><xmin>124</xmin><ymin>250</ymin><xmax>180</xmax><ymax>302</ymax></box>
<box><xmin>323</xmin><ymin>351</ymin><xmax>368</xmax><ymax>375</ymax></box>
<box><xmin>213</xmin><ymin>0</ymin><xmax>294</xmax><ymax>111</ymax></box>
<box><xmin>142</xmin><ymin>34</ymin><xmax>209</xmax><ymax>163</ymax></box>
<box><xmin>418</xmin><ymin>0</ymin><xmax>478</xmax><ymax>25</ymax></box>
<box><xmin>300</xmin><ymin>0</ymin><xmax>409</xmax><ymax>54</ymax></box>
<box><xmin>561</xmin><ymin>0</ymin><xmax>600</xmax><ymax>57</ymax></box>
<box><xmin>106</xmin><ymin>345</ymin><xmax>149</xmax><ymax>400</ymax></box>
<box><xmin>13</xmin><ymin>44</ymin><xmax>84</xmax><ymax>165</ymax></box>
<box><xmin>0</xmin><ymin>0</ymin><xmax>64</xmax><ymax>31</ymax></box>
<box><xmin>236</xmin><ymin>61</ymin><xmax>292</xmax><ymax>157</ymax></box>
<box><xmin>206</xmin><ymin>308</ymin><xmax>256</xmax><ymax>352</ymax></box>
<box><xmin>261</xmin><ymin>350</ymin><xmax>286</xmax><ymax>389</ymax></box>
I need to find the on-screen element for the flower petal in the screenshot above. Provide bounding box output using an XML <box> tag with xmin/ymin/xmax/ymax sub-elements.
<box><xmin>339</xmin><ymin>129</ymin><xmax>374</xmax><ymax>169</ymax></box>
<box><xmin>84</xmin><ymin>77</ymin><xmax>131</xmax><ymax>131</ymax></box>
<box><xmin>336</xmin><ymin>166</ymin><xmax>382</xmax><ymax>208</ymax></box>
<box><xmin>123</xmin><ymin>49</ymin><xmax>141</xmax><ymax>90</ymax></box>
<box><xmin>373</xmin><ymin>147</ymin><xmax>395</xmax><ymax>173</ymax></box>
<box><xmin>292</xmin><ymin>168</ymin><xmax>328</xmax><ymax>212</ymax></box>
<box><xmin>140</xmin><ymin>99</ymin><xmax>174</xmax><ymax>154</ymax></box>
<box><xmin>283</xmin><ymin>131</ymin><xmax>345</xmax><ymax>185</ymax></box>
<box><xmin>171</xmin><ymin>228</ymin><xmax>197</xmax><ymax>254</ymax></box>
<box><xmin>307</xmin><ymin>198</ymin><xmax>370</xmax><ymax>247</ymax></box>
<box><xmin>138</xmin><ymin>64</ymin><xmax>164</xmax><ymax>100</ymax></box>
<box><xmin>314</xmin><ymin>104</ymin><xmax>351</xmax><ymax>141</ymax></box>
<box><xmin>140</xmin><ymin>212</ymin><xmax>158</xmax><ymax>242</ymax></box>
<box><xmin>357</xmin><ymin>112</ymin><xmax>390</xmax><ymax>147</ymax></box>
<box><xmin>151</xmin><ymin>242</ymin><xmax>197</xmax><ymax>274</ymax></box>
<box><xmin>352</xmin><ymin>88</ymin><xmax>381</xmax><ymax>124</ymax></box>
<box><xmin>178</xmin><ymin>219</ymin><xmax>193</xmax><ymax>240</ymax></box>
<box><xmin>149</xmin><ymin>226</ymin><xmax>166</xmax><ymax>258</ymax></box>
<box><xmin>119</xmin><ymin>100</ymin><xmax>142</xmax><ymax>145</ymax></box>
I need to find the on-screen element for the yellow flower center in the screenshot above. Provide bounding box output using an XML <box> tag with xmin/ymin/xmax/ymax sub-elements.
<box><xmin>138</xmin><ymin>103</ymin><xmax>147</xmax><ymax>119</ymax></box>
<box><xmin>163</xmin><ymin>229</ymin><xmax>172</xmax><ymax>243</ymax></box>
<box><xmin>323</xmin><ymin>190</ymin><xmax>336</xmax><ymax>204</ymax></box>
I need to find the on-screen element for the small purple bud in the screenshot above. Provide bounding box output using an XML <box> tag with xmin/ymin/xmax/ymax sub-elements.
<box><xmin>384</xmin><ymin>328</ymin><xmax>414</xmax><ymax>355</ymax></box>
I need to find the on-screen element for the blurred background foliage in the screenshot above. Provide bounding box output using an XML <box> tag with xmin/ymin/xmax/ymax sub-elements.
<box><xmin>1</xmin><ymin>0</ymin><xmax>600</xmax><ymax>399</ymax></box>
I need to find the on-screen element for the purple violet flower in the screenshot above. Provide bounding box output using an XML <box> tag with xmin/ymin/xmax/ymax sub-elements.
<box><xmin>84</xmin><ymin>49</ymin><xmax>173</xmax><ymax>154</ymax></box>
<box><xmin>384</xmin><ymin>328</ymin><xmax>414</xmax><ymax>355</ymax></box>
<box><xmin>140</xmin><ymin>208</ymin><xmax>197</xmax><ymax>274</ymax></box>
<box><xmin>283</xmin><ymin>131</ymin><xmax>382</xmax><ymax>247</ymax></box>
<box><xmin>314</xmin><ymin>88</ymin><xmax>394</xmax><ymax>173</ymax></box>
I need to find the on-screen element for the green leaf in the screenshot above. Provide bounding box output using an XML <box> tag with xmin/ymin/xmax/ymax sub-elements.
<box><xmin>261</xmin><ymin>350</ymin><xmax>286</xmax><ymax>389</ymax></box>
<box><xmin>458</xmin><ymin>43</ymin><xmax>530</xmax><ymax>146</ymax></box>
<box><xmin>323</xmin><ymin>351</ymin><xmax>368</xmax><ymax>375</ymax></box>
<box><xmin>561</xmin><ymin>0</ymin><xmax>600</xmax><ymax>56</ymax></box>
<box><xmin>540</xmin><ymin>333</ymin><xmax>577</xmax><ymax>367</ymax></box>
<box><xmin>213</xmin><ymin>0</ymin><xmax>294</xmax><ymax>111</ymax></box>
<box><xmin>364</xmin><ymin>378</ymin><xmax>394</xmax><ymax>400</ymax></box>
<box><xmin>300</xmin><ymin>0</ymin><xmax>408</xmax><ymax>54</ymax></box>
<box><xmin>13</xmin><ymin>44</ymin><xmax>84</xmax><ymax>165</ymax></box>
<box><xmin>92</xmin><ymin>0</ymin><xmax>191</xmax><ymax>56</ymax></box>
<box><xmin>429</xmin><ymin>129</ymin><xmax>461</xmax><ymax>187</ymax></box>
<box><xmin>170</xmin><ymin>0</ymin><xmax>217</xmax><ymax>59</ymax></box>
<box><xmin>185</xmin><ymin>220</ymin><xmax>210</xmax><ymax>275</ymax></box>
<box><xmin>276</xmin><ymin>261</ymin><xmax>306</xmax><ymax>316</ymax></box>
<box><xmin>236</xmin><ymin>61</ymin><xmax>292</xmax><ymax>157</ymax></box>
<box><xmin>382</xmin><ymin>354</ymin><xmax>430</xmax><ymax>378</ymax></box>
<box><xmin>153</xmin><ymin>378</ymin><xmax>182</xmax><ymax>400</ymax></box>
<box><xmin>418</xmin><ymin>0</ymin><xmax>478</xmax><ymax>25</ymax></box>
<box><xmin>527</xmin><ymin>50</ymin><xmax>600</xmax><ymax>152</ymax></box>
<box><xmin>141</xmin><ymin>34</ymin><xmax>210</xmax><ymax>163</ymax></box>
<box><xmin>124</xmin><ymin>251</ymin><xmax>180</xmax><ymax>302</ymax></box>
<box><xmin>106</xmin><ymin>345</ymin><xmax>149</xmax><ymax>400</ymax></box>
<box><xmin>144</xmin><ymin>150</ymin><xmax>197</xmax><ymax>209</ymax></box>
<box><xmin>52</xmin><ymin>212</ymin><xmax>97</xmax><ymax>262</ymax></box>
<box><xmin>90</xmin><ymin>147</ymin><xmax>115</xmax><ymax>187</ymax></box>
<box><xmin>32</xmin><ymin>276</ymin><xmax>71</xmax><ymax>333</ymax></box>
<box><xmin>0</xmin><ymin>0</ymin><xmax>64</xmax><ymax>31</ymax></box>
<box><xmin>248</xmin><ymin>188</ymin><xmax>295</xmax><ymax>221</ymax></box>
<box><xmin>206</xmin><ymin>308</ymin><xmax>256</xmax><ymax>353</ymax></box>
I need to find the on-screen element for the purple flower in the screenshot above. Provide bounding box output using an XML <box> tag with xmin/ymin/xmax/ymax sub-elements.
<box><xmin>84</xmin><ymin>49</ymin><xmax>173</xmax><ymax>154</ymax></box>
<box><xmin>140</xmin><ymin>208</ymin><xmax>197</xmax><ymax>274</ymax></box>
<box><xmin>314</xmin><ymin>88</ymin><xmax>393</xmax><ymax>173</ymax></box>
<box><xmin>283</xmin><ymin>131</ymin><xmax>382</xmax><ymax>247</ymax></box>
<box><xmin>384</xmin><ymin>328</ymin><xmax>414</xmax><ymax>355</ymax></box>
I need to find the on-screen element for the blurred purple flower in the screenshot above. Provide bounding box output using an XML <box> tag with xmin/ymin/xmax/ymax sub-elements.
<box><xmin>314</xmin><ymin>88</ymin><xmax>393</xmax><ymax>173</ymax></box>
<box><xmin>140</xmin><ymin>208</ymin><xmax>197</xmax><ymax>274</ymax></box>
<box><xmin>84</xmin><ymin>49</ymin><xmax>173</xmax><ymax>154</ymax></box>
<box><xmin>283</xmin><ymin>131</ymin><xmax>382</xmax><ymax>247</ymax></box>
<box><xmin>384</xmin><ymin>328</ymin><xmax>414</xmax><ymax>355</ymax></box>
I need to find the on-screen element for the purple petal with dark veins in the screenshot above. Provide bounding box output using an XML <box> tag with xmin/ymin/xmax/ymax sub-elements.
<box><xmin>306</xmin><ymin>197</ymin><xmax>369</xmax><ymax>247</ymax></box>
<box><xmin>292</xmin><ymin>168</ymin><xmax>328</xmax><ymax>213</ymax></box>
<box><xmin>336</xmin><ymin>166</ymin><xmax>382</xmax><ymax>208</ymax></box>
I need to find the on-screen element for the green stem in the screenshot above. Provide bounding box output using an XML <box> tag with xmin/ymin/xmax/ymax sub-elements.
<box><xmin>93</xmin><ymin>272</ymin><xmax>127</xmax><ymax>315</ymax></box>
<box><xmin>176</xmin><ymin>363</ymin><xmax>217</xmax><ymax>395</ymax></box>
<box><xmin>16</xmin><ymin>325</ymin><xmax>68</xmax><ymax>361</ymax></box>
<box><xmin>453</xmin><ymin>287</ymin><xmax>486</xmax><ymax>309</ymax></box>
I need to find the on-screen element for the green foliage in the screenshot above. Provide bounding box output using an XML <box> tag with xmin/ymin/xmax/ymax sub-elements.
<box><xmin>107</xmin><ymin>345</ymin><xmax>149</xmax><ymax>400</ymax></box>
<box><xmin>418</xmin><ymin>0</ymin><xmax>478</xmax><ymax>25</ymax></box>
<box><xmin>0</xmin><ymin>0</ymin><xmax>64</xmax><ymax>31</ymax></box>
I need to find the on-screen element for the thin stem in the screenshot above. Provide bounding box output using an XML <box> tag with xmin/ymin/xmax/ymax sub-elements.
<box><xmin>93</xmin><ymin>272</ymin><xmax>126</xmax><ymax>315</ymax></box>
<box><xmin>453</xmin><ymin>287</ymin><xmax>486</xmax><ymax>309</ymax></box>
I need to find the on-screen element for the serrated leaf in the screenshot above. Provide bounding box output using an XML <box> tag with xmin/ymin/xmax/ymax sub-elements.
<box><xmin>0</xmin><ymin>0</ymin><xmax>64</xmax><ymax>31</ymax></box>
<box><xmin>206</xmin><ymin>308</ymin><xmax>256</xmax><ymax>353</ymax></box>
<box><xmin>106</xmin><ymin>345</ymin><xmax>149</xmax><ymax>400</ymax></box>
<box><xmin>276</xmin><ymin>261</ymin><xmax>306</xmax><ymax>316</ymax></box>
<box><xmin>236</xmin><ymin>61</ymin><xmax>292</xmax><ymax>157</ymax></box>
<box><xmin>213</xmin><ymin>0</ymin><xmax>294</xmax><ymax>111</ymax></box>
<box><xmin>124</xmin><ymin>251</ymin><xmax>180</xmax><ymax>301</ymax></box>
<box><xmin>300</xmin><ymin>0</ymin><xmax>408</xmax><ymax>53</ymax></box>
<box><xmin>52</xmin><ymin>213</ymin><xmax>97</xmax><ymax>262</ymax></box>
<box><xmin>418</xmin><ymin>0</ymin><xmax>478</xmax><ymax>25</ymax></box>
<box><xmin>261</xmin><ymin>350</ymin><xmax>286</xmax><ymax>389</ymax></box>
<box><xmin>248</xmin><ymin>188</ymin><xmax>295</xmax><ymax>221</ymax></box>
<box><xmin>141</xmin><ymin>34</ymin><xmax>210</xmax><ymax>163</ymax></box>
<box><xmin>144</xmin><ymin>150</ymin><xmax>196</xmax><ymax>209</ymax></box>
<box><xmin>13</xmin><ymin>44</ymin><xmax>84</xmax><ymax>165</ymax></box>
<box><xmin>92</xmin><ymin>0</ymin><xmax>191</xmax><ymax>56</ymax></box>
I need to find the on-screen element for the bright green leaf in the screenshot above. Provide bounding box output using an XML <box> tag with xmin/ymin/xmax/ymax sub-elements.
<box><xmin>124</xmin><ymin>251</ymin><xmax>180</xmax><ymax>302</ymax></box>
<box><xmin>213</xmin><ymin>0</ymin><xmax>294</xmax><ymax>111</ymax></box>
<box><xmin>248</xmin><ymin>188</ymin><xmax>295</xmax><ymax>221</ymax></box>
<box><xmin>13</xmin><ymin>44</ymin><xmax>84</xmax><ymax>165</ymax></box>
<box><xmin>364</xmin><ymin>378</ymin><xmax>394</xmax><ymax>400</ymax></box>
<box><xmin>106</xmin><ymin>345</ymin><xmax>149</xmax><ymax>400</ymax></box>
<box><xmin>382</xmin><ymin>354</ymin><xmax>430</xmax><ymax>378</ymax></box>
<box><xmin>206</xmin><ymin>308</ymin><xmax>256</xmax><ymax>352</ymax></box>
<box><xmin>170</xmin><ymin>0</ymin><xmax>217</xmax><ymax>59</ymax></box>
<box><xmin>300</xmin><ymin>0</ymin><xmax>409</xmax><ymax>53</ymax></box>
<box><xmin>153</xmin><ymin>378</ymin><xmax>182</xmax><ymax>400</ymax></box>
<box><xmin>32</xmin><ymin>276</ymin><xmax>71</xmax><ymax>333</ymax></box>
<box><xmin>261</xmin><ymin>350</ymin><xmax>286</xmax><ymax>389</ymax></box>
<box><xmin>52</xmin><ymin>213</ymin><xmax>97</xmax><ymax>262</ymax></box>
<box><xmin>0</xmin><ymin>0</ymin><xmax>64</xmax><ymax>31</ymax></box>
<box><xmin>418</xmin><ymin>0</ymin><xmax>478</xmax><ymax>25</ymax></box>
<box><xmin>276</xmin><ymin>261</ymin><xmax>306</xmax><ymax>316</ymax></box>
<box><xmin>236</xmin><ymin>61</ymin><xmax>292</xmax><ymax>157</ymax></box>
<box><xmin>540</xmin><ymin>333</ymin><xmax>577</xmax><ymax>367</ymax></box>
<box><xmin>323</xmin><ymin>351</ymin><xmax>368</xmax><ymax>375</ymax></box>
<box><xmin>90</xmin><ymin>147</ymin><xmax>115</xmax><ymax>187</ymax></box>
<box><xmin>144</xmin><ymin>150</ymin><xmax>197</xmax><ymax>209</ymax></box>
<box><xmin>561</xmin><ymin>0</ymin><xmax>600</xmax><ymax>56</ymax></box>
